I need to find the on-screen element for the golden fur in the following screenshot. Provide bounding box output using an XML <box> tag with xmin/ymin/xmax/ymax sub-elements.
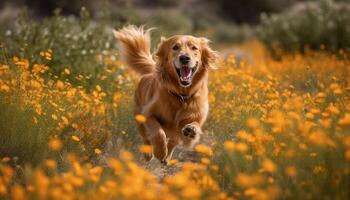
<box><xmin>113</xmin><ymin>25</ymin><xmax>219</xmax><ymax>164</ymax></box>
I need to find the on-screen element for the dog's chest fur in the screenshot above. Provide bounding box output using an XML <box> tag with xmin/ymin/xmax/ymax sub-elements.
<box><xmin>135</xmin><ymin>75</ymin><xmax>208</xmax><ymax>132</ymax></box>
<box><xmin>146</xmin><ymin>91</ymin><xmax>197</xmax><ymax>128</ymax></box>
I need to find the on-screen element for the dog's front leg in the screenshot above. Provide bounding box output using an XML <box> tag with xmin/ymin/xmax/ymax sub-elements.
<box><xmin>181</xmin><ymin>121</ymin><xmax>202</xmax><ymax>147</ymax></box>
<box><xmin>144</xmin><ymin>117</ymin><xmax>168</xmax><ymax>163</ymax></box>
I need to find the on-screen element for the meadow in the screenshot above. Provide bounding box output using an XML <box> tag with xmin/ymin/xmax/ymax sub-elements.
<box><xmin>1</xmin><ymin>6</ymin><xmax>350</xmax><ymax>200</ymax></box>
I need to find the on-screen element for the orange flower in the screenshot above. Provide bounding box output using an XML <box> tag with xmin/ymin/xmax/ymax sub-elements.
<box><xmin>135</xmin><ymin>114</ymin><xmax>147</xmax><ymax>123</ymax></box>
<box><xmin>71</xmin><ymin>135</ymin><xmax>80</xmax><ymax>142</ymax></box>
<box><xmin>139</xmin><ymin>144</ymin><xmax>152</xmax><ymax>154</ymax></box>
<box><xmin>246</xmin><ymin>118</ymin><xmax>259</xmax><ymax>129</ymax></box>
<box><xmin>235</xmin><ymin>142</ymin><xmax>248</xmax><ymax>153</ymax></box>
<box><xmin>44</xmin><ymin>159</ymin><xmax>57</xmax><ymax>169</ymax></box>
<box><xmin>235</xmin><ymin>173</ymin><xmax>265</xmax><ymax>188</ymax></box>
<box><xmin>262</xmin><ymin>159</ymin><xmax>277</xmax><ymax>173</ymax></box>
<box><xmin>48</xmin><ymin>138</ymin><xmax>62</xmax><ymax>151</ymax></box>
<box><xmin>285</xmin><ymin>166</ymin><xmax>297</xmax><ymax>177</ymax></box>
<box><xmin>338</xmin><ymin>113</ymin><xmax>350</xmax><ymax>126</ymax></box>
<box><xmin>201</xmin><ymin>157</ymin><xmax>211</xmax><ymax>165</ymax></box>
<box><xmin>168</xmin><ymin>159</ymin><xmax>179</xmax><ymax>165</ymax></box>
<box><xmin>224</xmin><ymin>141</ymin><xmax>235</xmax><ymax>151</ymax></box>
<box><xmin>11</xmin><ymin>184</ymin><xmax>25</xmax><ymax>200</ymax></box>
<box><xmin>0</xmin><ymin>84</ymin><xmax>10</xmax><ymax>92</ymax></box>
<box><xmin>56</xmin><ymin>80</ymin><xmax>65</xmax><ymax>89</ymax></box>
<box><xmin>94</xmin><ymin>148</ymin><xmax>102</xmax><ymax>155</ymax></box>
<box><xmin>64</xmin><ymin>68</ymin><xmax>70</xmax><ymax>75</ymax></box>
<box><xmin>195</xmin><ymin>144</ymin><xmax>213</xmax><ymax>157</ymax></box>
<box><xmin>96</xmin><ymin>85</ymin><xmax>102</xmax><ymax>92</ymax></box>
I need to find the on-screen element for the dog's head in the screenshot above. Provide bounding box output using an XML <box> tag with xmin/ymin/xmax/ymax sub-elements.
<box><xmin>156</xmin><ymin>35</ymin><xmax>218</xmax><ymax>88</ymax></box>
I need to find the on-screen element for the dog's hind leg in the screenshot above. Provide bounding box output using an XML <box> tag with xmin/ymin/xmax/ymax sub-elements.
<box><xmin>165</xmin><ymin>138</ymin><xmax>178</xmax><ymax>163</ymax></box>
<box><xmin>144</xmin><ymin>117</ymin><xmax>168</xmax><ymax>163</ymax></box>
<box><xmin>137</xmin><ymin>123</ymin><xmax>153</xmax><ymax>161</ymax></box>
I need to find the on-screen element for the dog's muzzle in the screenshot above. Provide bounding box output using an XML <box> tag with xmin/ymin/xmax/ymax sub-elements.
<box><xmin>175</xmin><ymin>62</ymin><xmax>198</xmax><ymax>87</ymax></box>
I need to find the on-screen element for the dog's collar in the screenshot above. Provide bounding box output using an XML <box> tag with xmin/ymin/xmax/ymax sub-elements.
<box><xmin>169</xmin><ymin>90</ymin><xmax>197</xmax><ymax>102</ymax></box>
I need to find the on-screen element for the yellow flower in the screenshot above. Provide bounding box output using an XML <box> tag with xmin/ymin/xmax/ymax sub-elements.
<box><xmin>94</xmin><ymin>148</ymin><xmax>102</xmax><ymax>155</ymax></box>
<box><xmin>120</xmin><ymin>150</ymin><xmax>133</xmax><ymax>161</ymax></box>
<box><xmin>61</xmin><ymin>116</ymin><xmax>69</xmax><ymax>125</ymax></box>
<box><xmin>44</xmin><ymin>159</ymin><xmax>57</xmax><ymax>169</ymax></box>
<box><xmin>64</xmin><ymin>68</ymin><xmax>70</xmax><ymax>75</ymax></box>
<box><xmin>244</xmin><ymin>188</ymin><xmax>257</xmax><ymax>196</ymax></box>
<box><xmin>235</xmin><ymin>142</ymin><xmax>248</xmax><ymax>153</ymax></box>
<box><xmin>135</xmin><ymin>114</ymin><xmax>147</xmax><ymax>123</ymax></box>
<box><xmin>56</xmin><ymin>80</ymin><xmax>65</xmax><ymax>89</ymax></box>
<box><xmin>26</xmin><ymin>185</ymin><xmax>34</xmax><ymax>193</ymax></box>
<box><xmin>90</xmin><ymin>166</ymin><xmax>103</xmax><ymax>174</ymax></box>
<box><xmin>328</xmin><ymin>104</ymin><xmax>340</xmax><ymax>115</ymax></box>
<box><xmin>195</xmin><ymin>144</ymin><xmax>213</xmax><ymax>157</ymax></box>
<box><xmin>210</xmin><ymin>165</ymin><xmax>219</xmax><ymax>171</ymax></box>
<box><xmin>262</xmin><ymin>159</ymin><xmax>277</xmax><ymax>173</ymax></box>
<box><xmin>224</xmin><ymin>140</ymin><xmax>235</xmax><ymax>151</ymax></box>
<box><xmin>0</xmin><ymin>84</ymin><xmax>10</xmax><ymax>92</ymax></box>
<box><xmin>285</xmin><ymin>166</ymin><xmax>297</xmax><ymax>177</ymax></box>
<box><xmin>168</xmin><ymin>159</ymin><xmax>179</xmax><ymax>165</ymax></box>
<box><xmin>71</xmin><ymin>123</ymin><xmax>78</xmax><ymax>129</ymax></box>
<box><xmin>308</xmin><ymin>130</ymin><xmax>336</xmax><ymax>147</ymax></box>
<box><xmin>313</xmin><ymin>165</ymin><xmax>325</xmax><ymax>174</ymax></box>
<box><xmin>48</xmin><ymin>138</ymin><xmax>62</xmax><ymax>151</ymax></box>
<box><xmin>245</xmin><ymin>155</ymin><xmax>253</xmax><ymax>160</ymax></box>
<box><xmin>96</xmin><ymin>85</ymin><xmax>102</xmax><ymax>92</ymax></box>
<box><xmin>51</xmin><ymin>114</ymin><xmax>58</xmax><ymax>120</ymax></box>
<box><xmin>305</xmin><ymin>112</ymin><xmax>314</xmax><ymax>120</ymax></box>
<box><xmin>1</xmin><ymin>157</ymin><xmax>10</xmax><ymax>163</ymax></box>
<box><xmin>201</xmin><ymin>157</ymin><xmax>211</xmax><ymax>165</ymax></box>
<box><xmin>235</xmin><ymin>173</ymin><xmax>264</xmax><ymax>188</ymax></box>
<box><xmin>345</xmin><ymin>150</ymin><xmax>350</xmax><ymax>160</ymax></box>
<box><xmin>182</xmin><ymin>186</ymin><xmax>200</xmax><ymax>199</ymax></box>
<box><xmin>344</xmin><ymin>136</ymin><xmax>350</xmax><ymax>148</ymax></box>
<box><xmin>108</xmin><ymin>159</ymin><xmax>123</xmax><ymax>172</ymax></box>
<box><xmin>338</xmin><ymin>113</ymin><xmax>350</xmax><ymax>126</ymax></box>
<box><xmin>11</xmin><ymin>184</ymin><xmax>25</xmax><ymax>200</ymax></box>
<box><xmin>246</xmin><ymin>118</ymin><xmax>259</xmax><ymax>129</ymax></box>
<box><xmin>71</xmin><ymin>135</ymin><xmax>80</xmax><ymax>142</ymax></box>
<box><xmin>139</xmin><ymin>144</ymin><xmax>153</xmax><ymax>154</ymax></box>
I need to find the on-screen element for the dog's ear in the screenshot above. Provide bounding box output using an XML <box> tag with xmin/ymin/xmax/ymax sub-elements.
<box><xmin>155</xmin><ymin>37</ymin><xmax>169</xmax><ymax>66</ymax></box>
<box><xmin>160</xmin><ymin>36</ymin><xmax>166</xmax><ymax>42</ymax></box>
<box><xmin>200</xmin><ymin>38</ymin><xmax>220</xmax><ymax>70</ymax></box>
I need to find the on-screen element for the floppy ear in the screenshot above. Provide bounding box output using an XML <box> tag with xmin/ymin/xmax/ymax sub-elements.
<box><xmin>160</xmin><ymin>36</ymin><xmax>166</xmax><ymax>43</ymax></box>
<box><xmin>200</xmin><ymin>38</ymin><xmax>220</xmax><ymax>70</ymax></box>
<box><xmin>155</xmin><ymin>37</ymin><xmax>168</xmax><ymax>66</ymax></box>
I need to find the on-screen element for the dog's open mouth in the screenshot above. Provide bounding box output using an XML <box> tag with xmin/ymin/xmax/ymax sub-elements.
<box><xmin>176</xmin><ymin>63</ymin><xmax>198</xmax><ymax>86</ymax></box>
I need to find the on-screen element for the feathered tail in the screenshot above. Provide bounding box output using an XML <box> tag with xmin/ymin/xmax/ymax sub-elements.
<box><xmin>113</xmin><ymin>25</ymin><xmax>155</xmax><ymax>76</ymax></box>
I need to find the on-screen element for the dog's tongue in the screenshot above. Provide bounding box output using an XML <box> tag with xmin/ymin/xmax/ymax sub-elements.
<box><xmin>180</xmin><ymin>67</ymin><xmax>191</xmax><ymax>80</ymax></box>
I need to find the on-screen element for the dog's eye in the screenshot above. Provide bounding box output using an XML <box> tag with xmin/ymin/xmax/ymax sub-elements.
<box><xmin>172</xmin><ymin>45</ymin><xmax>179</xmax><ymax>50</ymax></box>
<box><xmin>192</xmin><ymin>46</ymin><xmax>198</xmax><ymax>50</ymax></box>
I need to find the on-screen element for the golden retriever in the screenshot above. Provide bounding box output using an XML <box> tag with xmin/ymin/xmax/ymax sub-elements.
<box><xmin>113</xmin><ymin>25</ymin><xmax>218</xmax><ymax>164</ymax></box>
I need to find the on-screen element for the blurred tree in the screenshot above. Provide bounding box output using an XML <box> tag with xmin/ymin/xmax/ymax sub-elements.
<box><xmin>210</xmin><ymin>0</ymin><xmax>297</xmax><ymax>24</ymax></box>
<box><xmin>1</xmin><ymin>0</ymin><xmax>350</xmax><ymax>24</ymax></box>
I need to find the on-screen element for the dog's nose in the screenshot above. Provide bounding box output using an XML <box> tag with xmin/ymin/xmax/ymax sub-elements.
<box><xmin>179</xmin><ymin>55</ymin><xmax>190</xmax><ymax>65</ymax></box>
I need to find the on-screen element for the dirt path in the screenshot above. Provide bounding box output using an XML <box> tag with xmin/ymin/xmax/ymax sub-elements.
<box><xmin>141</xmin><ymin>132</ymin><xmax>214</xmax><ymax>180</ymax></box>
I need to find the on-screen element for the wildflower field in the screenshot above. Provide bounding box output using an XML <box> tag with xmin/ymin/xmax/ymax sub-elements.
<box><xmin>1</xmin><ymin>10</ymin><xmax>350</xmax><ymax>200</ymax></box>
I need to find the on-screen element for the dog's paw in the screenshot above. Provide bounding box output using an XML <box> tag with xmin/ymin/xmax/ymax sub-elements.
<box><xmin>160</xmin><ymin>159</ymin><xmax>168</xmax><ymax>166</ymax></box>
<box><xmin>182</xmin><ymin>123</ymin><xmax>201</xmax><ymax>139</ymax></box>
<box><xmin>143</xmin><ymin>152</ymin><xmax>153</xmax><ymax>162</ymax></box>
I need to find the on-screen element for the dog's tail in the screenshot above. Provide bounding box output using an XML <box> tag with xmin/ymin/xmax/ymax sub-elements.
<box><xmin>113</xmin><ymin>25</ymin><xmax>155</xmax><ymax>76</ymax></box>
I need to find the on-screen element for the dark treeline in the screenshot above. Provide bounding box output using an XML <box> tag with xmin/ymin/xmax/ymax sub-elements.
<box><xmin>2</xmin><ymin>0</ymin><xmax>348</xmax><ymax>24</ymax></box>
